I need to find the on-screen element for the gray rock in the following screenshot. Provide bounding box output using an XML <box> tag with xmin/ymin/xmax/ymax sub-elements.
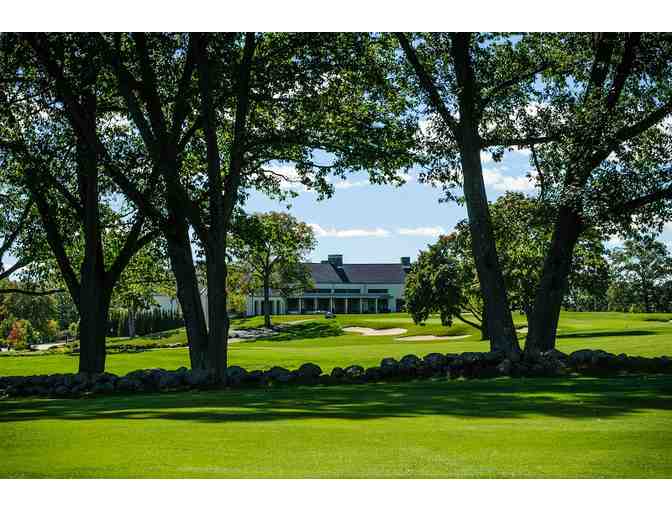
<box><xmin>364</xmin><ymin>367</ymin><xmax>382</xmax><ymax>381</ymax></box>
<box><xmin>72</xmin><ymin>372</ymin><xmax>90</xmax><ymax>386</ymax></box>
<box><xmin>54</xmin><ymin>385</ymin><xmax>70</xmax><ymax>396</ymax></box>
<box><xmin>423</xmin><ymin>353</ymin><xmax>447</xmax><ymax>370</ymax></box>
<box><xmin>297</xmin><ymin>363</ymin><xmax>322</xmax><ymax>379</ymax></box>
<box><xmin>344</xmin><ymin>365</ymin><xmax>364</xmax><ymax>379</ymax></box>
<box><xmin>380</xmin><ymin>357</ymin><xmax>399</xmax><ymax>376</ymax></box>
<box><xmin>244</xmin><ymin>370</ymin><xmax>264</xmax><ymax>383</ymax></box>
<box><xmin>400</xmin><ymin>354</ymin><xmax>422</xmax><ymax>370</ymax></box>
<box><xmin>158</xmin><ymin>372</ymin><xmax>181</xmax><ymax>389</ymax></box>
<box><xmin>226</xmin><ymin>366</ymin><xmax>248</xmax><ymax>383</ymax></box>
<box><xmin>92</xmin><ymin>381</ymin><xmax>115</xmax><ymax>394</ymax></box>
<box><xmin>461</xmin><ymin>352</ymin><xmax>484</xmax><ymax>364</ymax></box>
<box><xmin>266</xmin><ymin>366</ymin><xmax>291</xmax><ymax>380</ymax></box>
<box><xmin>117</xmin><ymin>376</ymin><xmax>141</xmax><ymax>392</ymax></box>
<box><xmin>541</xmin><ymin>349</ymin><xmax>569</xmax><ymax>361</ymax></box>
<box><xmin>185</xmin><ymin>369</ymin><xmax>210</xmax><ymax>386</ymax></box>
<box><xmin>496</xmin><ymin>358</ymin><xmax>512</xmax><ymax>376</ymax></box>
<box><xmin>483</xmin><ymin>351</ymin><xmax>506</xmax><ymax>364</ymax></box>
<box><xmin>569</xmin><ymin>349</ymin><xmax>594</xmax><ymax>366</ymax></box>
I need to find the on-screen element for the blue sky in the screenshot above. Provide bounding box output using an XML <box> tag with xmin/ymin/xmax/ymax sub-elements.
<box><xmin>245</xmin><ymin>147</ymin><xmax>672</xmax><ymax>264</ymax></box>
<box><xmin>243</xmin><ymin>149</ymin><xmax>541</xmax><ymax>264</ymax></box>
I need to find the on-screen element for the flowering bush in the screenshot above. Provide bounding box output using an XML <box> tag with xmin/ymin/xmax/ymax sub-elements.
<box><xmin>6</xmin><ymin>319</ymin><xmax>38</xmax><ymax>350</ymax></box>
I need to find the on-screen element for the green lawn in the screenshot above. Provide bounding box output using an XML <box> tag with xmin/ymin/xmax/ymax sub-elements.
<box><xmin>1</xmin><ymin>311</ymin><xmax>671</xmax><ymax>376</ymax></box>
<box><xmin>1</xmin><ymin>376</ymin><xmax>671</xmax><ymax>477</ymax></box>
<box><xmin>1</xmin><ymin>311</ymin><xmax>672</xmax><ymax>478</ymax></box>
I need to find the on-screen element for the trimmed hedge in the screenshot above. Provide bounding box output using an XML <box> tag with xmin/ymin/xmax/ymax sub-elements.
<box><xmin>110</xmin><ymin>308</ymin><xmax>184</xmax><ymax>337</ymax></box>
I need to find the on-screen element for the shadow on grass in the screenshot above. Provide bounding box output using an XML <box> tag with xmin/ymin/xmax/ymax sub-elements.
<box><xmin>246</xmin><ymin>322</ymin><xmax>342</xmax><ymax>343</ymax></box>
<box><xmin>2</xmin><ymin>376</ymin><xmax>671</xmax><ymax>425</ymax></box>
<box><xmin>557</xmin><ymin>330</ymin><xmax>655</xmax><ymax>339</ymax></box>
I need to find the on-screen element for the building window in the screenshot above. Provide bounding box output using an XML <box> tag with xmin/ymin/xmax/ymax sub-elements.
<box><xmin>307</xmin><ymin>288</ymin><xmax>332</xmax><ymax>294</ymax></box>
<box><xmin>334</xmin><ymin>288</ymin><xmax>361</xmax><ymax>294</ymax></box>
<box><xmin>368</xmin><ymin>289</ymin><xmax>388</xmax><ymax>294</ymax></box>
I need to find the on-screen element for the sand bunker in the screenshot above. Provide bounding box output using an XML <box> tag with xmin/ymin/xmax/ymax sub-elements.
<box><xmin>396</xmin><ymin>334</ymin><xmax>471</xmax><ymax>342</ymax></box>
<box><xmin>343</xmin><ymin>326</ymin><xmax>408</xmax><ymax>336</ymax></box>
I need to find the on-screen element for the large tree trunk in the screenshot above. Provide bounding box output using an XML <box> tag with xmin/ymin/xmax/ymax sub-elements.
<box><xmin>205</xmin><ymin>240</ymin><xmax>229</xmax><ymax>384</ymax></box>
<box><xmin>164</xmin><ymin>226</ymin><xmax>209</xmax><ymax>371</ymax></box>
<box><xmin>451</xmin><ymin>34</ymin><xmax>520</xmax><ymax>357</ymax></box>
<box><xmin>78</xmin><ymin>282</ymin><xmax>112</xmax><ymax>374</ymax></box>
<box><xmin>460</xmin><ymin>143</ymin><xmax>520</xmax><ymax>355</ymax></box>
<box><xmin>76</xmin><ymin>95</ymin><xmax>111</xmax><ymax>374</ymax></box>
<box><xmin>525</xmin><ymin>207</ymin><xmax>582</xmax><ymax>355</ymax></box>
<box><xmin>480</xmin><ymin>305</ymin><xmax>490</xmax><ymax>342</ymax></box>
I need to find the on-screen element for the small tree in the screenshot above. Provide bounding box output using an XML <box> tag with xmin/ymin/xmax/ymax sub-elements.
<box><xmin>231</xmin><ymin>212</ymin><xmax>316</xmax><ymax>327</ymax></box>
<box><xmin>453</xmin><ymin>193</ymin><xmax>610</xmax><ymax>318</ymax></box>
<box><xmin>608</xmin><ymin>234</ymin><xmax>672</xmax><ymax>313</ymax></box>
<box><xmin>404</xmin><ymin>236</ymin><xmax>476</xmax><ymax>330</ymax></box>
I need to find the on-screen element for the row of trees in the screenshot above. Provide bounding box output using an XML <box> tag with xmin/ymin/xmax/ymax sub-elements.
<box><xmin>1</xmin><ymin>32</ymin><xmax>672</xmax><ymax>377</ymax></box>
<box><xmin>0</xmin><ymin>33</ymin><xmax>415</xmax><ymax>380</ymax></box>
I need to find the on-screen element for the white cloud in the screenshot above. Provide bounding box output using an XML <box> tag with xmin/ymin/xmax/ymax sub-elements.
<box><xmin>333</xmin><ymin>179</ymin><xmax>368</xmax><ymax>189</ymax></box>
<box><xmin>395</xmin><ymin>170</ymin><xmax>414</xmax><ymax>184</ymax></box>
<box><xmin>482</xmin><ymin>167</ymin><xmax>536</xmax><ymax>192</ymax></box>
<box><xmin>309</xmin><ymin>224</ymin><xmax>390</xmax><ymax>238</ymax></box>
<box><xmin>397</xmin><ymin>226</ymin><xmax>446</xmax><ymax>236</ymax></box>
<box><xmin>264</xmin><ymin>163</ymin><xmax>313</xmax><ymax>193</ymax></box>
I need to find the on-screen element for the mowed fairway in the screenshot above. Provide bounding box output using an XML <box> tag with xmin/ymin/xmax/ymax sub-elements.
<box><xmin>1</xmin><ymin>311</ymin><xmax>672</xmax><ymax>478</ymax></box>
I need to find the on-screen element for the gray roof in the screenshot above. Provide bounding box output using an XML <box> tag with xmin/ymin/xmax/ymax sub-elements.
<box><xmin>305</xmin><ymin>263</ymin><xmax>344</xmax><ymax>284</ymax></box>
<box><xmin>307</xmin><ymin>262</ymin><xmax>406</xmax><ymax>284</ymax></box>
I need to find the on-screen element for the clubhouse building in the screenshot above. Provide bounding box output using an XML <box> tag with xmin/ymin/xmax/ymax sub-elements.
<box><xmin>246</xmin><ymin>254</ymin><xmax>411</xmax><ymax>316</ymax></box>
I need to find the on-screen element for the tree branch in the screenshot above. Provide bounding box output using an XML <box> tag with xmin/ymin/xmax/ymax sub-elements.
<box><xmin>170</xmin><ymin>35</ymin><xmax>198</xmax><ymax>143</ymax></box>
<box><xmin>395</xmin><ymin>32</ymin><xmax>459</xmax><ymax>135</ymax></box>
<box><xmin>606</xmin><ymin>33</ymin><xmax>641</xmax><ymax>110</ymax></box>
<box><xmin>0</xmin><ymin>258</ymin><xmax>30</xmax><ymax>281</ymax></box>
<box><xmin>131</xmin><ymin>33</ymin><xmax>168</xmax><ymax>141</ymax></box>
<box><xmin>481</xmin><ymin>135</ymin><xmax>558</xmax><ymax>149</ymax></box>
<box><xmin>456</xmin><ymin>312</ymin><xmax>483</xmax><ymax>331</ymax></box>
<box><xmin>481</xmin><ymin>62</ymin><xmax>552</xmax><ymax>109</ymax></box>
<box><xmin>223</xmin><ymin>32</ymin><xmax>257</xmax><ymax>223</ymax></box>
<box><xmin>0</xmin><ymin>288</ymin><xmax>65</xmax><ymax>296</ymax></box>
<box><xmin>0</xmin><ymin>198</ymin><xmax>34</xmax><ymax>257</ymax></box>
<box><xmin>607</xmin><ymin>185</ymin><xmax>672</xmax><ymax>217</ymax></box>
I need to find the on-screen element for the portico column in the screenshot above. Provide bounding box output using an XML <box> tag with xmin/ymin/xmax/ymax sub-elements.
<box><xmin>345</xmin><ymin>297</ymin><xmax>348</xmax><ymax>314</ymax></box>
<box><xmin>375</xmin><ymin>298</ymin><xmax>379</xmax><ymax>314</ymax></box>
<box><xmin>330</xmin><ymin>296</ymin><xmax>333</xmax><ymax>313</ymax></box>
<box><xmin>299</xmin><ymin>298</ymin><xmax>303</xmax><ymax>314</ymax></box>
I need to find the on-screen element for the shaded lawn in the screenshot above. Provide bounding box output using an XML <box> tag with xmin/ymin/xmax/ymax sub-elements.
<box><xmin>1</xmin><ymin>375</ymin><xmax>671</xmax><ymax>478</ymax></box>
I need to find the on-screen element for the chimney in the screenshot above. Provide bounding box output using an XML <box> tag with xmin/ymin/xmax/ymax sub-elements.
<box><xmin>328</xmin><ymin>254</ymin><xmax>343</xmax><ymax>267</ymax></box>
<box><xmin>401</xmin><ymin>256</ymin><xmax>411</xmax><ymax>273</ymax></box>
